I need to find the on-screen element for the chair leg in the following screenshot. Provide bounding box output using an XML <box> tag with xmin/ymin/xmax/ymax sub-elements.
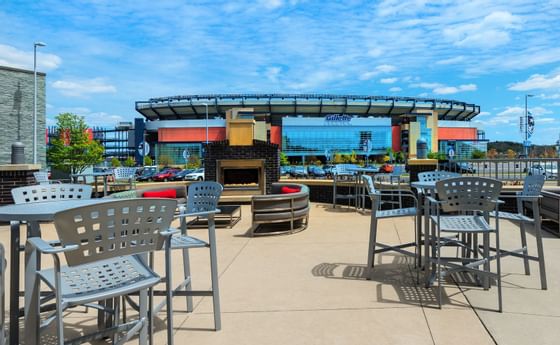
<box><xmin>519</xmin><ymin>223</ymin><xmax>530</xmax><ymax>275</ymax></box>
<box><xmin>139</xmin><ymin>289</ymin><xmax>148</xmax><ymax>345</ymax></box>
<box><xmin>366</xmin><ymin>212</ymin><xmax>378</xmax><ymax>274</ymax></box>
<box><xmin>534</xmin><ymin>217</ymin><xmax>548</xmax><ymax>290</ymax></box>
<box><xmin>437</xmin><ymin>230</ymin><xmax>442</xmax><ymax>310</ymax></box>
<box><xmin>165</xmin><ymin>246</ymin><xmax>174</xmax><ymax>345</ymax></box>
<box><xmin>208</xmin><ymin>216</ymin><xmax>222</xmax><ymax>331</ymax></box>
<box><xmin>483</xmin><ymin>233</ymin><xmax>490</xmax><ymax>290</ymax></box>
<box><xmin>495</xmin><ymin>230</ymin><xmax>503</xmax><ymax>313</ymax></box>
<box><xmin>182</xmin><ymin>248</ymin><xmax>194</xmax><ymax>312</ymax></box>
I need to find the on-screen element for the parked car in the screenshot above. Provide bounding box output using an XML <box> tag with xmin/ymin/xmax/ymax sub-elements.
<box><xmin>290</xmin><ymin>166</ymin><xmax>308</xmax><ymax>178</ymax></box>
<box><xmin>152</xmin><ymin>168</ymin><xmax>181</xmax><ymax>182</ymax></box>
<box><xmin>280</xmin><ymin>166</ymin><xmax>291</xmax><ymax>176</ymax></box>
<box><xmin>136</xmin><ymin>166</ymin><xmax>158</xmax><ymax>182</ymax></box>
<box><xmin>171</xmin><ymin>169</ymin><xmax>195</xmax><ymax>181</ymax></box>
<box><xmin>308</xmin><ymin>166</ymin><xmax>326</xmax><ymax>178</ymax></box>
<box><xmin>528</xmin><ymin>164</ymin><xmax>558</xmax><ymax>179</ymax></box>
<box><xmin>439</xmin><ymin>161</ymin><xmax>477</xmax><ymax>174</ymax></box>
<box><xmin>184</xmin><ymin>168</ymin><xmax>205</xmax><ymax>181</ymax></box>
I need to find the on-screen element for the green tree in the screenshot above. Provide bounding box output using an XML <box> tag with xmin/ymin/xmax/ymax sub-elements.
<box><xmin>280</xmin><ymin>152</ymin><xmax>289</xmax><ymax>166</ymax></box>
<box><xmin>47</xmin><ymin>113</ymin><xmax>104</xmax><ymax>174</ymax></box>
<box><xmin>124</xmin><ymin>156</ymin><xmax>136</xmax><ymax>167</ymax></box>
<box><xmin>111</xmin><ymin>157</ymin><xmax>121</xmax><ymax>167</ymax></box>
<box><xmin>471</xmin><ymin>149</ymin><xmax>486</xmax><ymax>159</ymax></box>
<box><xmin>186</xmin><ymin>154</ymin><xmax>201</xmax><ymax>169</ymax></box>
<box><xmin>144</xmin><ymin>156</ymin><xmax>153</xmax><ymax>166</ymax></box>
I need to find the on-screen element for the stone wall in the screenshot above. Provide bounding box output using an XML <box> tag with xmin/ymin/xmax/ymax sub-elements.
<box><xmin>204</xmin><ymin>140</ymin><xmax>280</xmax><ymax>194</ymax></box>
<box><xmin>0</xmin><ymin>66</ymin><xmax>46</xmax><ymax>166</ymax></box>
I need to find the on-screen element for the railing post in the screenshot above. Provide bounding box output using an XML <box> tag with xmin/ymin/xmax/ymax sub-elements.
<box><xmin>494</xmin><ymin>161</ymin><xmax>499</xmax><ymax>180</ymax></box>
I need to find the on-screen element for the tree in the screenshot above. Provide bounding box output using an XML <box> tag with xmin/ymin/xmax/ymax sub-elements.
<box><xmin>471</xmin><ymin>149</ymin><xmax>486</xmax><ymax>159</ymax></box>
<box><xmin>47</xmin><ymin>113</ymin><xmax>104</xmax><ymax>174</ymax></box>
<box><xmin>506</xmin><ymin>149</ymin><xmax>516</xmax><ymax>159</ymax></box>
<box><xmin>186</xmin><ymin>154</ymin><xmax>201</xmax><ymax>169</ymax></box>
<box><xmin>144</xmin><ymin>156</ymin><xmax>153</xmax><ymax>166</ymax></box>
<box><xmin>111</xmin><ymin>157</ymin><xmax>121</xmax><ymax>167</ymax></box>
<box><xmin>280</xmin><ymin>152</ymin><xmax>289</xmax><ymax>166</ymax></box>
<box><xmin>487</xmin><ymin>148</ymin><xmax>498</xmax><ymax>159</ymax></box>
<box><xmin>124</xmin><ymin>156</ymin><xmax>136</xmax><ymax>167</ymax></box>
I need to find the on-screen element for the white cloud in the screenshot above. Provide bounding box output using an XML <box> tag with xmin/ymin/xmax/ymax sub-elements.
<box><xmin>360</xmin><ymin>65</ymin><xmax>397</xmax><ymax>80</ymax></box>
<box><xmin>411</xmin><ymin>82</ymin><xmax>477</xmax><ymax>95</ymax></box>
<box><xmin>265</xmin><ymin>66</ymin><xmax>281</xmax><ymax>82</ymax></box>
<box><xmin>509</xmin><ymin>70</ymin><xmax>560</xmax><ymax>91</ymax></box>
<box><xmin>0</xmin><ymin>44</ymin><xmax>61</xmax><ymax>71</ymax></box>
<box><xmin>51</xmin><ymin>106</ymin><xmax>125</xmax><ymax>127</ymax></box>
<box><xmin>367</xmin><ymin>48</ymin><xmax>383</xmax><ymax>57</ymax></box>
<box><xmin>436</xmin><ymin>56</ymin><xmax>465</xmax><ymax>65</ymax></box>
<box><xmin>389</xmin><ymin>87</ymin><xmax>402</xmax><ymax>92</ymax></box>
<box><xmin>484</xmin><ymin>106</ymin><xmax>553</xmax><ymax>126</ymax></box>
<box><xmin>258</xmin><ymin>0</ymin><xmax>301</xmax><ymax>9</ymax></box>
<box><xmin>52</xmin><ymin>78</ymin><xmax>117</xmax><ymax>97</ymax></box>
<box><xmin>443</xmin><ymin>11</ymin><xmax>522</xmax><ymax>49</ymax></box>
<box><xmin>380</xmin><ymin>77</ymin><xmax>398</xmax><ymax>84</ymax></box>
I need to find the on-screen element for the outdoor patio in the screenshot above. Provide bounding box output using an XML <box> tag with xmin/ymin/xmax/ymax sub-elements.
<box><xmin>1</xmin><ymin>201</ymin><xmax>559</xmax><ymax>345</ymax></box>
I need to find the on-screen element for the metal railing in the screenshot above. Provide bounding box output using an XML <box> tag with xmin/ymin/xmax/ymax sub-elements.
<box><xmin>440</xmin><ymin>158</ymin><xmax>560</xmax><ymax>186</ymax></box>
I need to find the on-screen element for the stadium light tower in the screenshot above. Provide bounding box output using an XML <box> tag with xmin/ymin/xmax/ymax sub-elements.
<box><xmin>33</xmin><ymin>41</ymin><xmax>46</xmax><ymax>164</ymax></box>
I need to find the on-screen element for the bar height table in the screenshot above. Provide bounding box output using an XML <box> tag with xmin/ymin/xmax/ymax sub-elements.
<box><xmin>71</xmin><ymin>171</ymin><xmax>113</xmax><ymax>197</ymax></box>
<box><xmin>0</xmin><ymin>198</ymin><xmax>115</xmax><ymax>345</ymax></box>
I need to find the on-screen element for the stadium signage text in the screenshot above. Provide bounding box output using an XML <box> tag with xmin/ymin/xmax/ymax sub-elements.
<box><xmin>324</xmin><ymin>114</ymin><xmax>352</xmax><ymax>123</ymax></box>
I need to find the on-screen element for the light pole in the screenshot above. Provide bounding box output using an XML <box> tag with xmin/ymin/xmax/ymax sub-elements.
<box><xmin>33</xmin><ymin>41</ymin><xmax>46</xmax><ymax>164</ymax></box>
<box><xmin>524</xmin><ymin>94</ymin><xmax>534</xmax><ymax>157</ymax></box>
<box><xmin>201</xmin><ymin>103</ymin><xmax>209</xmax><ymax>144</ymax></box>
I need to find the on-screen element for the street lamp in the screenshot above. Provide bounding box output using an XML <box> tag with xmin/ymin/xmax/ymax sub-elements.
<box><xmin>201</xmin><ymin>103</ymin><xmax>209</xmax><ymax>144</ymax></box>
<box><xmin>33</xmin><ymin>41</ymin><xmax>46</xmax><ymax>165</ymax></box>
<box><xmin>524</xmin><ymin>94</ymin><xmax>534</xmax><ymax>157</ymax></box>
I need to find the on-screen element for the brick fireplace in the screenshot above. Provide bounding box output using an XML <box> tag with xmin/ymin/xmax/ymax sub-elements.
<box><xmin>204</xmin><ymin>140</ymin><xmax>279</xmax><ymax>195</ymax></box>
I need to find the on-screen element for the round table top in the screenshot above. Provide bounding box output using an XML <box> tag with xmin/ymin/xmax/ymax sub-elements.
<box><xmin>0</xmin><ymin>198</ymin><xmax>115</xmax><ymax>222</ymax></box>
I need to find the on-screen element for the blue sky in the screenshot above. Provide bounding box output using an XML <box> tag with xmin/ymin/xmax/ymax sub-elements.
<box><xmin>1</xmin><ymin>0</ymin><xmax>559</xmax><ymax>144</ymax></box>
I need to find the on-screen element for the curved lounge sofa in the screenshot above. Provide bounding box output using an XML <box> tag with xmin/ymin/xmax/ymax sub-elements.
<box><xmin>251</xmin><ymin>182</ymin><xmax>310</xmax><ymax>236</ymax></box>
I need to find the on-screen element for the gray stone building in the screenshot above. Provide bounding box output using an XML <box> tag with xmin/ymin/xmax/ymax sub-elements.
<box><xmin>0</xmin><ymin>65</ymin><xmax>46</xmax><ymax>166</ymax></box>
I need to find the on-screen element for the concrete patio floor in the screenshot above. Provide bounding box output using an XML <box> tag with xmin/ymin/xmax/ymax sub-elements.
<box><xmin>1</xmin><ymin>202</ymin><xmax>559</xmax><ymax>344</ymax></box>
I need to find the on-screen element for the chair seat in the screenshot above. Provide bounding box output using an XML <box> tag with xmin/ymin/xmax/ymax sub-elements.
<box><xmin>376</xmin><ymin>207</ymin><xmax>417</xmax><ymax>219</ymax></box>
<box><xmin>431</xmin><ymin>215</ymin><xmax>494</xmax><ymax>233</ymax></box>
<box><xmin>38</xmin><ymin>256</ymin><xmax>160</xmax><ymax>306</ymax></box>
<box><xmin>171</xmin><ymin>235</ymin><xmax>208</xmax><ymax>249</ymax></box>
<box><xmin>489</xmin><ymin>211</ymin><xmax>533</xmax><ymax>223</ymax></box>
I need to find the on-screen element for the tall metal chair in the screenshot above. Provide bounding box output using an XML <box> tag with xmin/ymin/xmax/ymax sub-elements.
<box><xmin>111</xmin><ymin>167</ymin><xmax>137</xmax><ymax>191</ymax></box>
<box><xmin>430</xmin><ymin>177</ymin><xmax>503</xmax><ymax>311</ymax></box>
<box><xmin>152</xmin><ymin>182</ymin><xmax>223</xmax><ymax>345</ymax></box>
<box><xmin>489</xmin><ymin>175</ymin><xmax>547</xmax><ymax>289</ymax></box>
<box><xmin>362</xmin><ymin>175</ymin><xmax>420</xmax><ymax>278</ymax></box>
<box><xmin>12</xmin><ymin>183</ymin><xmax>92</xmax><ymax>204</ymax></box>
<box><xmin>416</xmin><ymin>171</ymin><xmax>460</xmax><ymax>193</ymax></box>
<box><xmin>24</xmin><ymin>198</ymin><xmax>177</xmax><ymax>345</ymax></box>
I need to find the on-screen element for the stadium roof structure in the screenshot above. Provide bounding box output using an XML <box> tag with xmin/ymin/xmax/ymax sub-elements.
<box><xmin>135</xmin><ymin>94</ymin><xmax>480</xmax><ymax>123</ymax></box>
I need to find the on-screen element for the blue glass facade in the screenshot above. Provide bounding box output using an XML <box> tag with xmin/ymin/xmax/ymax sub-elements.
<box><xmin>417</xmin><ymin>116</ymin><xmax>432</xmax><ymax>152</ymax></box>
<box><xmin>439</xmin><ymin>140</ymin><xmax>488</xmax><ymax>159</ymax></box>
<box><xmin>282</xmin><ymin>117</ymin><xmax>392</xmax><ymax>157</ymax></box>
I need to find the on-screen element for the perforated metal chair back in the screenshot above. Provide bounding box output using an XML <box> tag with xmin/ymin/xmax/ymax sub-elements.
<box><xmin>436</xmin><ymin>177</ymin><xmax>502</xmax><ymax>213</ymax></box>
<box><xmin>186</xmin><ymin>182</ymin><xmax>223</xmax><ymax>213</ymax></box>
<box><xmin>33</xmin><ymin>171</ymin><xmax>50</xmax><ymax>184</ymax></box>
<box><xmin>522</xmin><ymin>175</ymin><xmax>545</xmax><ymax>196</ymax></box>
<box><xmin>53</xmin><ymin>198</ymin><xmax>177</xmax><ymax>266</ymax></box>
<box><xmin>11</xmin><ymin>183</ymin><xmax>92</xmax><ymax>204</ymax></box>
<box><xmin>113</xmin><ymin>167</ymin><xmax>137</xmax><ymax>180</ymax></box>
<box><xmin>361</xmin><ymin>175</ymin><xmax>377</xmax><ymax>195</ymax></box>
<box><xmin>418</xmin><ymin>171</ymin><xmax>460</xmax><ymax>182</ymax></box>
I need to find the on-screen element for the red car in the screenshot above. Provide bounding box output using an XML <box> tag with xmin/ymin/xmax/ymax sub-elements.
<box><xmin>151</xmin><ymin>168</ymin><xmax>181</xmax><ymax>182</ymax></box>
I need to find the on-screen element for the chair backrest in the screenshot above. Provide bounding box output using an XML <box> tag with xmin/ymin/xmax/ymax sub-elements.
<box><xmin>436</xmin><ymin>177</ymin><xmax>502</xmax><ymax>213</ymax></box>
<box><xmin>33</xmin><ymin>171</ymin><xmax>50</xmax><ymax>184</ymax></box>
<box><xmin>361</xmin><ymin>175</ymin><xmax>377</xmax><ymax>195</ymax></box>
<box><xmin>54</xmin><ymin>198</ymin><xmax>177</xmax><ymax>266</ymax></box>
<box><xmin>11</xmin><ymin>184</ymin><xmax>92</xmax><ymax>204</ymax></box>
<box><xmin>522</xmin><ymin>175</ymin><xmax>545</xmax><ymax>196</ymax></box>
<box><xmin>186</xmin><ymin>182</ymin><xmax>223</xmax><ymax>213</ymax></box>
<box><xmin>113</xmin><ymin>167</ymin><xmax>137</xmax><ymax>180</ymax></box>
<box><xmin>418</xmin><ymin>171</ymin><xmax>460</xmax><ymax>182</ymax></box>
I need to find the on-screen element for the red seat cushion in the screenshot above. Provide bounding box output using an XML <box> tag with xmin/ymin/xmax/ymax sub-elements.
<box><xmin>142</xmin><ymin>189</ymin><xmax>177</xmax><ymax>199</ymax></box>
<box><xmin>281</xmin><ymin>186</ymin><xmax>301</xmax><ymax>194</ymax></box>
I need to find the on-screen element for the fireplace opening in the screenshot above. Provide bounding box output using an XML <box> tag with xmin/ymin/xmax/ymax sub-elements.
<box><xmin>223</xmin><ymin>168</ymin><xmax>259</xmax><ymax>188</ymax></box>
